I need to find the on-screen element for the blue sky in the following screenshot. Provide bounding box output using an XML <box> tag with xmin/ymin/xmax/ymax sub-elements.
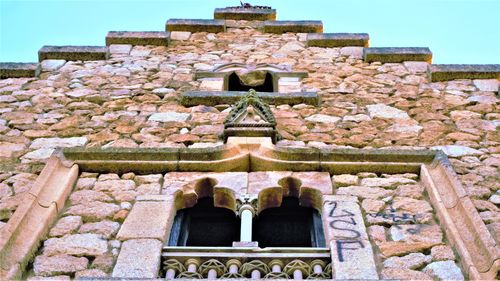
<box><xmin>1</xmin><ymin>0</ymin><xmax>499</xmax><ymax>64</ymax></box>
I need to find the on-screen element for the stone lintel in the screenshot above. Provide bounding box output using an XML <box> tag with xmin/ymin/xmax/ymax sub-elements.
<box><xmin>214</xmin><ymin>7</ymin><xmax>277</xmax><ymax>21</ymax></box>
<box><xmin>181</xmin><ymin>91</ymin><xmax>319</xmax><ymax>106</ymax></box>
<box><xmin>166</xmin><ymin>19</ymin><xmax>226</xmax><ymax>33</ymax></box>
<box><xmin>116</xmin><ymin>200</ymin><xmax>173</xmax><ymax>241</ymax></box>
<box><xmin>195</xmin><ymin>71</ymin><xmax>308</xmax><ymax>80</ymax></box>
<box><xmin>38</xmin><ymin>46</ymin><xmax>109</xmax><ymax>62</ymax></box>
<box><xmin>429</xmin><ymin>64</ymin><xmax>500</xmax><ymax>82</ymax></box>
<box><xmin>363</xmin><ymin>47</ymin><xmax>432</xmax><ymax>63</ymax></box>
<box><xmin>0</xmin><ymin>63</ymin><xmax>40</xmax><ymax>79</ymax></box>
<box><xmin>263</xmin><ymin>20</ymin><xmax>323</xmax><ymax>34</ymax></box>
<box><xmin>106</xmin><ymin>31</ymin><xmax>170</xmax><ymax>46</ymax></box>
<box><xmin>307</xmin><ymin>33</ymin><xmax>369</xmax><ymax>47</ymax></box>
<box><xmin>112</xmin><ymin>239</ymin><xmax>162</xmax><ymax>278</ymax></box>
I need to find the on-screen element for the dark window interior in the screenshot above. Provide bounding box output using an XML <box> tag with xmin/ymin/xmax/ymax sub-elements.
<box><xmin>253</xmin><ymin>197</ymin><xmax>325</xmax><ymax>248</ymax></box>
<box><xmin>227</xmin><ymin>72</ymin><xmax>274</xmax><ymax>92</ymax></box>
<box><xmin>168</xmin><ymin>198</ymin><xmax>240</xmax><ymax>247</ymax></box>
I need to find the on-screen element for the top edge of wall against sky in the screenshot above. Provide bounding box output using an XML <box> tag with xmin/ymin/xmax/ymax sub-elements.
<box><xmin>0</xmin><ymin>0</ymin><xmax>499</xmax><ymax>63</ymax></box>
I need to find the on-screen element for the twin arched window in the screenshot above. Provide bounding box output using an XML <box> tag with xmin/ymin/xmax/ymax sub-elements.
<box><xmin>168</xmin><ymin>196</ymin><xmax>325</xmax><ymax>248</ymax></box>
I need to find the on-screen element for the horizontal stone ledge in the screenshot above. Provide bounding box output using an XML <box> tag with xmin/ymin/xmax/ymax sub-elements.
<box><xmin>0</xmin><ymin>62</ymin><xmax>40</xmax><ymax>79</ymax></box>
<box><xmin>106</xmin><ymin>31</ymin><xmax>170</xmax><ymax>46</ymax></box>
<box><xmin>38</xmin><ymin>46</ymin><xmax>109</xmax><ymax>62</ymax></box>
<box><xmin>214</xmin><ymin>7</ymin><xmax>276</xmax><ymax>21</ymax></box>
<box><xmin>363</xmin><ymin>47</ymin><xmax>432</xmax><ymax>63</ymax></box>
<box><xmin>263</xmin><ymin>20</ymin><xmax>323</xmax><ymax>34</ymax></box>
<box><xmin>166</xmin><ymin>19</ymin><xmax>226</xmax><ymax>33</ymax></box>
<box><xmin>429</xmin><ymin>64</ymin><xmax>500</xmax><ymax>82</ymax></box>
<box><xmin>307</xmin><ymin>33</ymin><xmax>369</xmax><ymax>47</ymax></box>
<box><xmin>181</xmin><ymin>91</ymin><xmax>319</xmax><ymax>106</ymax></box>
<box><xmin>194</xmin><ymin>71</ymin><xmax>308</xmax><ymax>80</ymax></box>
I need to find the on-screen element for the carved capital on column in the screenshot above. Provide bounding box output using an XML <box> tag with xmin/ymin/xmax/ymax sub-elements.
<box><xmin>237</xmin><ymin>194</ymin><xmax>257</xmax><ymax>216</ymax></box>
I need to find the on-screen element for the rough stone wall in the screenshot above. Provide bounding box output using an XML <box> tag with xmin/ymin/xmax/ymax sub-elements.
<box><xmin>0</xmin><ymin>25</ymin><xmax>498</xmax><ymax>277</ymax></box>
<box><xmin>26</xmin><ymin>172</ymin><xmax>465</xmax><ymax>280</ymax></box>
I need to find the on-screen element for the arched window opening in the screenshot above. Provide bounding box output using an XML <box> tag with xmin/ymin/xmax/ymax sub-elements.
<box><xmin>168</xmin><ymin>197</ymin><xmax>240</xmax><ymax>247</ymax></box>
<box><xmin>227</xmin><ymin>72</ymin><xmax>274</xmax><ymax>92</ymax></box>
<box><xmin>252</xmin><ymin>197</ymin><xmax>325</xmax><ymax>248</ymax></box>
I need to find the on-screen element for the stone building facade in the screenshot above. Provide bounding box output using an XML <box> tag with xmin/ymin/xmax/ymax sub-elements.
<box><xmin>0</xmin><ymin>6</ymin><xmax>499</xmax><ymax>281</ymax></box>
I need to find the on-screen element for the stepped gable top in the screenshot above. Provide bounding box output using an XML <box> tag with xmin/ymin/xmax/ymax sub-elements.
<box><xmin>0</xmin><ymin>5</ymin><xmax>499</xmax><ymax>84</ymax></box>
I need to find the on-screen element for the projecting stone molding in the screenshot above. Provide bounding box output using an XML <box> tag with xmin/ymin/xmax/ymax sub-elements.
<box><xmin>306</xmin><ymin>33</ymin><xmax>370</xmax><ymax>47</ymax></box>
<box><xmin>0</xmin><ymin>63</ymin><xmax>40</xmax><ymax>79</ymax></box>
<box><xmin>166</xmin><ymin>19</ymin><xmax>226</xmax><ymax>33</ymax></box>
<box><xmin>263</xmin><ymin>20</ymin><xmax>323</xmax><ymax>34</ymax></box>
<box><xmin>105</xmin><ymin>31</ymin><xmax>170</xmax><ymax>46</ymax></box>
<box><xmin>214</xmin><ymin>7</ymin><xmax>277</xmax><ymax>21</ymax></box>
<box><xmin>363</xmin><ymin>47</ymin><xmax>433</xmax><ymax>63</ymax></box>
<box><xmin>181</xmin><ymin>91</ymin><xmax>319</xmax><ymax>106</ymax></box>
<box><xmin>38</xmin><ymin>46</ymin><xmax>109</xmax><ymax>62</ymax></box>
<box><xmin>429</xmin><ymin>64</ymin><xmax>500</xmax><ymax>81</ymax></box>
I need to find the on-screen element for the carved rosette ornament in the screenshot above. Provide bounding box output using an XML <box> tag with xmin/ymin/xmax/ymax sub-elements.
<box><xmin>223</xmin><ymin>89</ymin><xmax>279</xmax><ymax>142</ymax></box>
<box><xmin>241</xmin><ymin>259</ymin><xmax>270</xmax><ymax>278</ymax></box>
<box><xmin>199</xmin><ymin>259</ymin><xmax>226</xmax><ymax>278</ymax></box>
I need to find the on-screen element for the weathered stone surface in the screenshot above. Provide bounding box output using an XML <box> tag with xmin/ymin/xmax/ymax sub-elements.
<box><xmin>30</xmin><ymin>137</ymin><xmax>88</xmax><ymax>149</ymax></box>
<box><xmin>432</xmin><ymin>145</ymin><xmax>484</xmax><ymax>157</ymax></box>
<box><xmin>381</xmin><ymin>268</ymin><xmax>432</xmax><ymax>280</ymax></box>
<box><xmin>473</xmin><ymin>79</ymin><xmax>499</xmax><ymax>91</ymax></box>
<box><xmin>0</xmin><ymin>142</ymin><xmax>26</xmax><ymax>158</ymax></box>
<box><xmin>430</xmin><ymin>64</ymin><xmax>500</xmax><ymax>81</ymax></box>
<box><xmin>389</xmin><ymin>224</ymin><xmax>442</xmax><ymax>244</ymax></box>
<box><xmin>108</xmin><ymin>44</ymin><xmax>132</xmax><ymax>54</ymax></box>
<box><xmin>49</xmin><ymin>216</ymin><xmax>83</xmax><ymax>237</ymax></box>
<box><xmin>378</xmin><ymin>241</ymin><xmax>439</xmax><ymax>258</ymax></box>
<box><xmin>263</xmin><ymin>20</ymin><xmax>323</xmax><ymax>33</ymax></box>
<box><xmin>38</xmin><ymin>46</ymin><xmax>109</xmax><ymax>61</ymax></box>
<box><xmin>41</xmin><ymin>60</ymin><xmax>66</xmax><ymax>71</ymax></box>
<box><xmin>332</xmin><ymin>174</ymin><xmax>359</xmax><ymax>187</ymax></box>
<box><xmin>79</xmin><ymin>220</ymin><xmax>120</xmax><ymax>239</ymax></box>
<box><xmin>336</xmin><ymin>186</ymin><xmax>393</xmax><ymax>199</ymax></box>
<box><xmin>307</xmin><ymin>33</ymin><xmax>369</xmax><ymax>47</ymax></box>
<box><xmin>391</xmin><ymin>197</ymin><xmax>433</xmax><ymax>214</ymax></box>
<box><xmin>69</xmin><ymin>190</ymin><xmax>113</xmax><ymax>204</ymax></box>
<box><xmin>169</xmin><ymin>31</ymin><xmax>191</xmax><ymax>40</ymax></box>
<box><xmin>181</xmin><ymin>91</ymin><xmax>319</xmax><ymax>106</ymax></box>
<box><xmin>431</xmin><ymin>245</ymin><xmax>455</xmax><ymax>261</ymax></box>
<box><xmin>34</xmin><ymin>255</ymin><xmax>88</xmax><ymax>276</ymax></box>
<box><xmin>106</xmin><ymin>31</ymin><xmax>170</xmax><ymax>46</ymax></box>
<box><xmin>0</xmin><ymin>62</ymin><xmax>40</xmax><ymax>78</ymax></box>
<box><xmin>166</xmin><ymin>19</ymin><xmax>225</xmax><ymax>33</ymax></box>
<box><xmin>214</xmin><ymin>7</ymin><xmax>276</xmax><ymax>21</ymax></box>
<box><xmin>366</xmin><ymin>104</ymin><xmax>410</xmax><ymax>119</ymax></box>
<box><xmin>148</xmin><ymin>112</ymin><xmax>190</xmax><ymax>122</ymax></box>
<box><xmin>112</xmin><ymin>239</ymin><xmax>162</xmax><ymax>278</ymax></box>
<box><xmin>74</xmin><ymin>269</ymin><xmax>107</xmax><ymax>278</ymax></box>
<box><xmin>91</xmin><ymin>254</ymin><xmax>115</xmax><ymax>273</ymax></box>
<box><xmin>65</xmin><ymin>201</ymin><xmax>120</xmax><ymax>221</ymax></box>
<box><xmin>383</xmin><ymin>252</ymin><xmax>432</xmax><ymax>269</ymax></box>
<box><xmin>403</xmin><ymin>61</ymin><xmax>429</xmax><ymax>73</ymax></box>
<box><xmin>305</xmin><ymin>114</ymin><xmax>341</xmax><ymax>124</ymax></box>
<box><xmin>43</xmin><ymin>233</ymin><xmax>108</xmax><ymax>256</ymax></box>
<box><xmin>364</xmin><ymin>47</ymin><xmax>432</xmax><ymax>63</ymax></box>
<box><xmin>21</xmin><ymin>148</ymin><xmax>55</xmax><ymax>162</ymax></box>
<box><xmin>360</xmin><ymin>177</ymin><xmax>416</xmax><ymax>188</ymax></box>
<box><xmin>423</xmin><ymin>261</ymin><xmax>464</xmax><ymax>280</ymax></box>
